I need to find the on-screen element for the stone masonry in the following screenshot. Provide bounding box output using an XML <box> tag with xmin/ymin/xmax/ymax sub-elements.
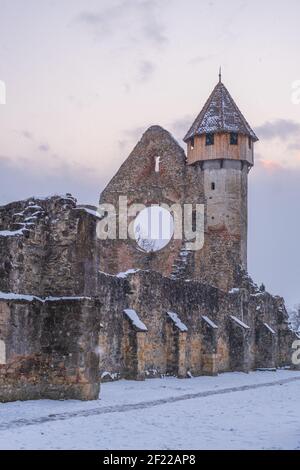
<box><xmin>0</xmin><ymin>78</ymin><xmax>298</xmax><ymax>402</ymax></box>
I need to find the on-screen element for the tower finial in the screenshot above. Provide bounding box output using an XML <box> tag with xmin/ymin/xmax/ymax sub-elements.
<box><xmin>219</xmin><ymin>66</ymin><xmax>222</xmax><ymax>83</ymax></box>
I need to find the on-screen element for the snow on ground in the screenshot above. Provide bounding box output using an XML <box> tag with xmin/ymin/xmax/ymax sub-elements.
<box><xmin>0</xmin><ymin>370</ymin><xmax>299</xmax><ymax>450</ymax></box>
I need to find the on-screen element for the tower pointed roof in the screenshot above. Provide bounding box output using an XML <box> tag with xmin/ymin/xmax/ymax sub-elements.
<box><xmin>183</xmin><ymin>80</ymin><xmax>258</xmax><ymax>142</ymax></box>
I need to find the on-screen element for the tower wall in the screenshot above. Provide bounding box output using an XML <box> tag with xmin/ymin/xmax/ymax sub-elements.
<box><xmin>185</xmin><ymin>159</ymin><xmax>248</xmax><ymax>291</ymax></box>
<box><xmin>204</xmin><ymin>159</ymin><xmax>248</xmax><ymax>269</ymax></box>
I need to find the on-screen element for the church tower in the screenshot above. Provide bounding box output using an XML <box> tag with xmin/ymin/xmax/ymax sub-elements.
<box><xmin>184</xmin><ymin>74</ymin><xmax>258</xmax><ymax>289</ymax></box>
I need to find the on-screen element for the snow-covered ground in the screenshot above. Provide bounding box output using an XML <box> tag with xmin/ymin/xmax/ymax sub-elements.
<box><xmin>0</xmin><ymin>370</ymin><xmax>299</xmax><ymax>450</ymax></box>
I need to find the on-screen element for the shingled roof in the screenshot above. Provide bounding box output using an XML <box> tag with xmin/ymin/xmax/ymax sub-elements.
<box><xmin>183</xmin><ymin>80</ymin><xmax>258</xmax><ymax>142</ymax></box>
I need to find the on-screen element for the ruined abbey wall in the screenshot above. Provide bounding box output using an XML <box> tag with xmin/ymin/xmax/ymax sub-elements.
<box><xmin>0</xmin><ymin>126</ymin><xmax>297</xmax><ymax>403</ymax></box>
<box><xmin>0</xmin><ymin>195</ymin><xmax>102</xmax><ymax>401</ymax></box>
<box><xmin>99</xmin><ymin>126</ymin><xmax>188</xmax><ymax>278</ymax></box>
<box><xmin>0</xmin><ymin>296</ymin><xmax>101</xmax><ymax>402</ymax></box>
<box><xmin>0</xmin><ymin>195</ymin><xmax>99</xmax><ymax>297</ymax></box>
<box><xmin>97</xmin><ymin>269</ymin><xmax>294</xmax><ymax>381</ymax></box>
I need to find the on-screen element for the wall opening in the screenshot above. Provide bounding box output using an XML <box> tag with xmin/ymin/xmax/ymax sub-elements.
<box><xmin>190</xmin><ymin>137</ymin><xmax>195</xmax><ymax>150</ymax></box>
<box><xmin>134</xmin><ymin>206</ymin><xmax>174</xmax><ymax>252</ymax></box>
<box><xmin>211</xmin><ymin>182</ymin><xmax>215</xmax><ymax>190</ymax></box>
<box><xmin>0</xmin><ymin>340</ymin><xmax>6</xmax><ymax>365</ymax></box>
<box><xmin>155</xmin><ymin>156</ymin><xmax>161</xmax><ymax>173</ymax></box>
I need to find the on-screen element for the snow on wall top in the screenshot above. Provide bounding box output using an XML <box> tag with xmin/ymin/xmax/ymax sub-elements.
<box><xmin>0</xmin><ymin>291</ymin><xmax>91</xmax><ymax>303</ymax></box>
<box><xmin>75</xmin><ymin>207</ymin><xmax>102</xmax><ymax>219</ymax></box>
<box><xmin>0</xmin><ymin>194</ymin><xmax>76</xmax><ymax>212</ymax></box>
<box><xmin>0</xmin><ymin>194</ymin><xmax>78</xmax><ymax>239</ymax></box>
<box><xmin>123</xmin><ymin>309</ymin><xmax>148</xmax><ymax>332</ymax></box>
<box><xmin>117</xmin><ymin>269</ymin><xmax>140</xmax><ymax>279</ymax></box>
<box><xmin>263</xmin><ymin>323</ymin><xmax>276</xmax><ymax>335</ymax></box>
<box><xmin>167</xmin><ymin>311</ymin><xmax>188</xmax><ymax>332</ymax></box>
<box><xmin>202</xmin><ymin>315</ymin><xmax>218</xmax><ymax>329</ymax></box>
<box><xmin>230</xmin><ymin>315</ymin><xmax>250</xmax><ymax>329</ymax></box>
<box><xmin>0</xmin><ymin>228</ymin><xmax>27</xmax><ymax>238</ymax></box>
<box><xmin>184</xmin><ymin>81</ymin><xmax>258</xmax><ymax>142</ymax></box>
<box><xmin>0</xmin><ymin>292</ymin><xmax>38</xmax><ymax>302</ymax></box>
<box><xmin>229</xmin><ymin>287</ymin><xmax>240</xmax><ymax>294</ymax></box>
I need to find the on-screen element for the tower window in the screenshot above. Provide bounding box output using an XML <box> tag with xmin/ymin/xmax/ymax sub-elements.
<box><xmin>190</xmin><ymin>137</ymin><xmax>195</xmax><ymax>150</ymax></box>
<box><xmin>230</xmin><ymin>133</ymin><xmax>238</xmax><ymax>145</ymax></box>
<box><xmin>205</xmin><ymin>133</ymin><xmax>214</xmax><ymax>146</ymax></box>
<box><xmin>211</xmin><ymin>182</ymin><xmax>215</xmax><ymax>190</ymax></box>
<box><xmin>248</xmin><ymin>137</ymin><xmax>252</xmax><ymax>149</ymax></box>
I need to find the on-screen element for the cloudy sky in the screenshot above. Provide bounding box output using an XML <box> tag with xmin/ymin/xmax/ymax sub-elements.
<box><xmin>0</xmin><ymin>0</ymin><xmax>300</xmax><ymax>306</ymax></box>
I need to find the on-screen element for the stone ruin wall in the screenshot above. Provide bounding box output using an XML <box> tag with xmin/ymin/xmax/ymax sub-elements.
<box><xmin>0</xmin><ymin>195</ymin><xmax>102</xmax><ymax>402</ymax></box>
<box><xmin>0</xmin><ymin>194</ymin><xmax>99</xmax><ymax>297</ymax></box>
<box><xmin>0</xmin><ymin>297</ymin><xmax>101</xmax><ymax>402</ymax></box>
<box><xmin>97</xmin><ymin>270</ymin><xmax>295</xmax><ymax>382</ymax></box>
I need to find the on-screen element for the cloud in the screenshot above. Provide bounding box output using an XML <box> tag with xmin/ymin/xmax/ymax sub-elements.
<box><xmin>255</xmin><ymin>119</ymin><xmax>300</xmax><ymax>141</ymax></box>
<box><xmin>169</xmin><ymin>115</ymin><xmax>194</xmax><ymax>141</ymax></box>
<box><xmin>188</xmin><ymin>54</ymin><xmax>217</xmax><ymax>65</ymax></box>
<box><xmin>121</xmin><ymin>118</ymin><xmax>192</xmax><ymax>150</ymax></box>
<box><xmin>21</xmin><ymin>130</ymin><xmax>34</xmax><ymax>140</ymax></box>
<box><xmin>38</xmin><ymin>144</ymin><xmax>50</xmax><ymax>153</ymax></box>
<box><xmin>124</xmin><ymin>126</ymin><xmax>147</xmax><ymax>140</ymax></box>
<box><xmin>288</xmin><ymin>142</ymin><xmax>300</xmax><ymax>151</ymax></box>
<box><xmin>18</xmin><ymin>130</ymin><xmax>51</xmax><ymax>153</ymax></box>
<box><xmin>0</xmin><ymin>155</ymin><xmax>105</xmax><ymax>206</ymax></box>
<box><xmin>137</xmin><ymin>60</ymin><xmax>155</xmax><ymax>82</ymax></box>
<box><xmin>76</xmin><ymin>0</ymin><xmax>167</xmax><ymax>48</ymax></box>
<box><xmin>76</xmin><ymin>11</ymin><xmax>110</xmax><ymax>37</ymax></box>
<box><xmin>122</xmin><ymin>82</ymin><xmax>131</xmax><ymax>94</ymax></box>
<box><xmin>118</xmin><ymin>126</ymin><xmax>148</xmax><ymax>153</ymax></box>
<box><xmin>257</xmin><ymin>159</ymin><xmax>283</xmax><ymax>171</ymax></box>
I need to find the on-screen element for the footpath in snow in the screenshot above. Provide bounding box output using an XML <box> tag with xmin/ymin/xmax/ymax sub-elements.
<box><xmin>0</xmin><ymin>370</ymin><xmax>299</xmax><ymax>450</ymax></box>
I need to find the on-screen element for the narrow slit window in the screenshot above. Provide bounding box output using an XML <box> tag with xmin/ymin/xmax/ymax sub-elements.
<box><xmin>205</xmin><ymin>133</ymin><xmax>214</xmax><ymax>146</ymax></box>
<box><xmin>0</xmin><ymin>340</ymin><xmax>6</xmax><ymax>365</ymax></box>
<box><xmin>211</xmin><ymin>182</ymin><xmax>215</xmax><ymax>190</ymax></box>
<box><xmin>155</xmin><ymin>156</ymin><xmax>161</xmax><ymax>173</ymax></box>
<box><xmin>248</xmin><ymin>137</ymin><xmax>252</xmax><ymax>149</ymax></box>
<box><xmin>190</xmin><ymin>137</ymin><xmax>195</xmax><ymax>150</ymax></box>
<box><xmin>230</xmin><ymin>132</ymin><xmax>238</xmax><ymax>145</ymax></box>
